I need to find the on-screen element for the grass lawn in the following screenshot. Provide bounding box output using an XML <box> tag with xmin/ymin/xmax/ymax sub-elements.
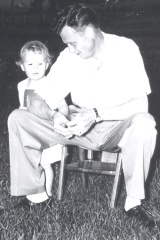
<box><xmin>1</xmin><ymin>12</ymin><xmax>160</xmax><ymax>239</ymax></box>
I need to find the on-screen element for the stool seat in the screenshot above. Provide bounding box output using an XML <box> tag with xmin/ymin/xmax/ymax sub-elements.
<box><xmin>58</xmin><ymin>145</ymin><xmax>122</xmax><ymax>208</ymax></box>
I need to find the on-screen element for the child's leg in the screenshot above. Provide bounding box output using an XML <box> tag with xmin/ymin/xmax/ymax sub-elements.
<box><xmin>41</xmin><ymin>163</ymin><xmax>54</xmax><ymax>197</ymax></box>
<box><xmin>40</xmin><ymin>145</ymin><xmax>62</xmax><ymax>197</ymax></box>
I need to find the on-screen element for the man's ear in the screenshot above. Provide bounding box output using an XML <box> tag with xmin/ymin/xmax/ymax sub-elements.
<box><xmin>46</xmin><ymin>62</ymin><xmax>49</xmax><ymax>70</ymax></box>
<box><xmin>20</xmin><ymin>64</ymin><xmax>25</xmax><ymax>71</ymax></box>
<box><xmin>84</xmin><ymin>26</ymin><xmax>94</xmax><ymax>38</ymax></box>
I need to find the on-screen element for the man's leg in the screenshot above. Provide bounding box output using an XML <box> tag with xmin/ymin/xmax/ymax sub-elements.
<box><xmin>8</xmin><ymin>109</ymin><xmax>101</xmax><ymax>197</ymax></box>
<box><xmin>8</xmin><ymin>110</ymin><xmax>46</xmax><ymax>196</ymax></box>
<box><xmin>100</xmin><ymin>113</ymin><xmax>157</xmax><ymax>211</ymax></box>
<box><xmin>8</xmin><ymin>110</ymin><xmax>156</xmax><ymax>210</ymax></box>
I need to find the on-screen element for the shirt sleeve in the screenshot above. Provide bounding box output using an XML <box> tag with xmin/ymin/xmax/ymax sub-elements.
<box><xmin>123</xmin><ymin>39</ymin><xmax>151</xmax><ymax>97</ymax></box>
<box><xmin>17</xmin><ymin>80</ymin><xmax>26</xmax><ymax>108</ymax></box>
<box><xmin>35</xmin><ymin>48</ymin><xmax>72</xmax><ymax>110</ymax></box>
<box><xmin>107</xmin><ymin>38</ymin><xmax>151</xmax><ymax>107</ymax></box>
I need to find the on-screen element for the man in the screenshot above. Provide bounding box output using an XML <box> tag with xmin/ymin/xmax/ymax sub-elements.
<box><xmin>8</xmin><ymin>4</ymin><xmax>157</xmax><ymax>224</ymax></box>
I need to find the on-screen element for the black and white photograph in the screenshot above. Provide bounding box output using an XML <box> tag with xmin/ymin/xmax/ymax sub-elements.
<box><xmin>0</xmin><ymin>0</ymin><xmax>160</xmax><ymax>239</ymax></box>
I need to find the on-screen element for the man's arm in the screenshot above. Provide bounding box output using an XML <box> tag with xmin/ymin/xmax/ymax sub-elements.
<box><xmin>27</xmin><ymin>93</ymin><xmax>73</xmax><ymax>138</ymax></box>
<box><xmin>66</xmin><ymin>95</ymin><xmax>148</xmax><ymax>136</ymax></box>
<box><xmin>97</xmin><ymin>95</ymin><xmax>148</xmax><ymax>121</ymax></box>
<box><xmin>57</xmin><ymin>98</ymin><xmax>70</xmax><ymax>118</ymax></box>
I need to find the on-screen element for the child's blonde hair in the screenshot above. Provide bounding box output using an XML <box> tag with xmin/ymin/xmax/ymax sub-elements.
<box><xmin>16</xmin><ymin>40</ymin><xmax>53</xmax><ymax>66</ymax></box>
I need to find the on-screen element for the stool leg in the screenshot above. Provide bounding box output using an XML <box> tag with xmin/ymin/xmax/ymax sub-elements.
<box><xmin>87</xmin><ymin>150</ymin><xmax>93</xmax><ymax>160</ymax></box>
<box><xmin>58</xmin><ymin>146</ymin><xmax>68</xmax><ymax>201</ymax></box>
<box><xmin>79</xmin><ymin>148</ymin><xmax>88</xmax><ymax>189</ymax></box>
<box><xmin>110</xmin><ymin>153</ymin><xmax>122</xmax><ymax>208</ymax></box>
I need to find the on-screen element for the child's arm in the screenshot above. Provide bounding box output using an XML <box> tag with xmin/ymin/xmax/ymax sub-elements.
<box><xmin>57</xmin><ymin>98</ymin><xmax>69</xmax><ymax>118</ymax></box>
<box><xmin>18</xmin><ymin>80</ymin><xmax>31</xmax><ymax>109</ymax></box>
<box><xmin>17</xmin><ymin>82</ymin><xmax>25</xmax><ymax>109</ymax></box>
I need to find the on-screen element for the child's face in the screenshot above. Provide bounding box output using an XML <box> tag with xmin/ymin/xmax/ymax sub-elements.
<box><xmin>20</xmin><ymin>50</ymin><xmax>49</xmax><ymax>81</ymax></box>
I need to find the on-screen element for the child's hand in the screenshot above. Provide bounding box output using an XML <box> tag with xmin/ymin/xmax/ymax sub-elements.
<box><xmin>52</xmin><ymin>111</ymin><xmax>73</xmax><ymax>138</ymax></box>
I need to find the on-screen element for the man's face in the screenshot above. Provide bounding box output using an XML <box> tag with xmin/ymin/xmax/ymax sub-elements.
<box><xmin>60</xmin><ymin>25</ymin><xmax>96</xmax><ymax>59</ymax></box>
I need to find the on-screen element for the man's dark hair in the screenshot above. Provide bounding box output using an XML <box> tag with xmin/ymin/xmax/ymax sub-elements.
<box><xmin>53</xmin><ymin>3</ymin><xmax>99</xmax><ymax>34</ymax></box>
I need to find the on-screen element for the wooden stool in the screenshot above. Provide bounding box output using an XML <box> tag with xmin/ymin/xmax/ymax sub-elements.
<box><xmin>58</xmin><ymin>145</ymin><xmax>122</xmax><ymax>208</ymax></box>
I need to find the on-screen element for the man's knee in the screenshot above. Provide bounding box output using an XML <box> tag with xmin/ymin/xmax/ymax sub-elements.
<box><xmin>131</xmin><ymin>113</ymin><xmax>156</xmax><ymax>128</ymax></box>
<box><xmin>130</xmin><ymin>113</ymin><xmax>157</xmax><ymax>139</ymax></box>
<box><xmin>8</xmin><ymin>110</ymin><xmax>20</xmax><ymax>127</ymax></box>
<box><xmin>8</xmin><ymin>109</ymin><xmax>28</xmax><ymax>128</ymax></box>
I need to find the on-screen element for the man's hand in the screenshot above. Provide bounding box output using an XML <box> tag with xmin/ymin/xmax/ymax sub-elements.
<box><xmin>52</xmin><ymin>111</ymin><xmax>73</xmax><ymax>138</ymax></box>
<box><xmin>66</xmin><ymin>109</ymin><xmax>96</xmax><ymax>136</ymax></box>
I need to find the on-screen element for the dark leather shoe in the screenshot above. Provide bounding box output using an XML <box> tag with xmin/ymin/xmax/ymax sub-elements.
<box><xmin>14</xmin><ymin>198</ymin><xmax>33</xmax><ymax>210</ymax></box>
<box><xmin>124</xmin><ymin>205</ymin><xmax>160</xmax><ymax>227</ymax></box>
<box><xmin>14</xmin><ymin>197</ymin><xmax>53</xmax><ymax>210</ymax></box>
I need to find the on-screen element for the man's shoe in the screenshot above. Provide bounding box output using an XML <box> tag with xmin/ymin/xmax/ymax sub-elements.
<box><xmin>14</xmin><ymin>198</ymin><xmax>34</xmax><ymax>210</ymax></box>
<box><xmin>124</xmin><ymin>205</ymin><xmax>160</xmax><ymax>227</ymax></box>
<box><xmin>14</xmin><ymin>197</ymin><xmax>54</xmax><ymax>210</ymax></box>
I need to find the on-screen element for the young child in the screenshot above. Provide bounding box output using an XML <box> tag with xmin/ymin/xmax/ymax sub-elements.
<box><xmin>16</xmin><ymin>40</ymin><xmax>69</xmax><ymax>200</ymax></box>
